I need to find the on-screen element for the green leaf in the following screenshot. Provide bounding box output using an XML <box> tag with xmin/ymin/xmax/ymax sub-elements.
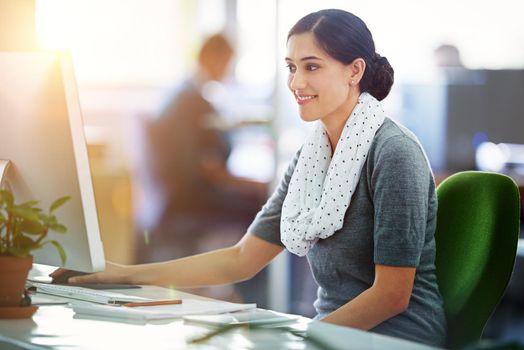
<box><xmin>8</xmin><ymin>236</ymin><xmax>35</xmax><ymax>256</ymax></box>
<box><xmin>14</xmin><ymin>234</ymin><xmax>37</xmax><ymax>246</ymax></box>
<box><xmin>49</xmin><ymin>223</ymin><xmax>67</xmax><ymax>233</ymax></box>
<box><xmin>39</xmin><ymin>213</ymin><xmax>58</xmax><ymax>227</ymax></box>
<box><xmin>0</xmin><ymin>190</ymin><xmax>14</xmax><ymax>207</ymax></box>
<box><xmin>10</xmin><ymin>206</ymin><xmax>39</xmax><ymax>221</ymax></box>
<box><xmin>38</xmin><ymin>213</ymin><xmax>50</xmax><ymax>226</ymax></box>
<box><xmin>49</xmin><ymin>196</ymin><xmax>70</xmax><ymax>213</ymax></box>
<box><xmin>40</xmin><ymin>214</ymin><xmax>58</xmax><ymax>228</ymax></box>
<box><xmin>20</xmin><ymin>200</ymin><xmax>39</xmax><ymax>208</ymax></box>
<box><xmin>43</xmin><ymin>240</ymin><xmax>67</xmax><ymax>265</ymax></box>
<box><xmin>7</xmin><ymin>246</ymin><xmax>29</xmax><ymax>257</ymax></box>
<box><xmin>1</xmin><ymin>191</ymin><xmax>69</xmax><ymax>261</ymax></box>
<box><xmin>18</xmin><ymin>219</ymin><xmax>45</xmax><ymax>235</ymax></box>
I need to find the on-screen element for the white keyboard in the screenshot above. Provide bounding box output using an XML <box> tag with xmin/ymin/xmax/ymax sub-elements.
<box><xmin>29</xmin><ymin>282</ymin><xmax>153</xmax><ymax>305</ymax></box>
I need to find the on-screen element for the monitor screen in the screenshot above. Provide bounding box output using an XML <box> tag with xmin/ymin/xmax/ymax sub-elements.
<box><xmin>0</xmin><ymin>51</ymin><xmax>105</xmax><ymax>272</ymax></box>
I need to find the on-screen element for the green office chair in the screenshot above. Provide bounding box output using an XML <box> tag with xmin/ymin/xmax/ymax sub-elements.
<box><xmin>435</xmin><ymin>171</ymin><xmax>520</xmax><ymax>349</ymax></box>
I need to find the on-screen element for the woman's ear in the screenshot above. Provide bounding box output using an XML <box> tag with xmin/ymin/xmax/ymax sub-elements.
<box><xmin>348</xmin><ymin>58</ymin><xmax>366</xmax><ymax>86</ymax></box>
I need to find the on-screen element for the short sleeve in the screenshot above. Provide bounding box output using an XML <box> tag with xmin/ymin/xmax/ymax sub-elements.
<box><xmin>247</xmin><ymin>149</ymin><xmax>301</xmax><ymax>246</ymax></box>
<box><xmin>371</xmin><ymin>136</ymin><xmax>431</xmax><ymax>267</ymax></box>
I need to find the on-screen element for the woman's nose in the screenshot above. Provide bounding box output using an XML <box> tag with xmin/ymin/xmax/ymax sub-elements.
<box><xmin>289</xmin><ymin>71</ymin><xmax>306</xmax><ymax>90</ymax></box>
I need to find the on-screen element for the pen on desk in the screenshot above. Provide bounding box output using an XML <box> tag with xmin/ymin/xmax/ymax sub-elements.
<box><xmin>189</xmin><ymin>323</ymin><xmax>249</xmax><ymax>344</ymax></box>
<box><xmin>190</xmin><ymin>325</ymin><xmax>328</xmax><ymax>348</ymax></box>
<box><xmin>123</xmin><ymin>299</ymin><xmax>183</xmax><ymax>307</ymax></box>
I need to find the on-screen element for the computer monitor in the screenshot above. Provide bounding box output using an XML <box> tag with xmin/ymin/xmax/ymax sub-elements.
<box><xmin>399</xmin><ymin>69</ymin><xmax>524</xmax><ymax>172</ymax></box>
<box><xmin>0</xmin><ymin>51</ymin><xmax>105</xmax><ymax>272</ymax></box>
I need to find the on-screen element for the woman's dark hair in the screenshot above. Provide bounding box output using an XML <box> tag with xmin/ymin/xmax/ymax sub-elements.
<box><xmin>288</xmin><ymin>9</ymin><xmax>394</xmax><ymax>101</ymax></box>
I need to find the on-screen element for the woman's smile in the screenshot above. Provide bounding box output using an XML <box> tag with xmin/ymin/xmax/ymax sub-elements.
<box><xmin>295</xmin><ymin>92</ymin><xmax>318</xmax><ymax>105</ymax></box>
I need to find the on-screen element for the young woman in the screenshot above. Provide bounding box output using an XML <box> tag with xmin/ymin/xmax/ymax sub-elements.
<box><xmin>61</xmin><ymin>9</ymin><xmax>447</xmax><ymax>346</ymax></box>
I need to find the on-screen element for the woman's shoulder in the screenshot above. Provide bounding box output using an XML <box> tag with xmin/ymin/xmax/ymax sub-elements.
<box><xmin>368</xmin><ymin>118</ymin><xmax>431</xmax><ymax>167</ymax></box>
<box><xmin>373</xmin><ymin>117</ymin><xmax>418</xmax><ymax>144</ymax></box>
<box><xmin>371</xmin><ymin>118</ymin><xmax>426</xmax><ymax>154</ymax></box>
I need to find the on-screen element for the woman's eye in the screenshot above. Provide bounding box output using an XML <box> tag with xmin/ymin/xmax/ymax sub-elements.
<box><xmin>306</xmin><ymin>64</ymin><xmax>318</xmax><ymax>71</ymax></box>
<box><xmin>286</xmin><ymin>64</ymin><xmax>296</xmax><ymax>73</ymax></box>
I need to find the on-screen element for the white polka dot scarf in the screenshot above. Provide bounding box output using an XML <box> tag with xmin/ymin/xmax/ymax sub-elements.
<box><xmin>281</xmin><ymin>92</ymin><xmax>386</xmax><ymax>256</ymax></box>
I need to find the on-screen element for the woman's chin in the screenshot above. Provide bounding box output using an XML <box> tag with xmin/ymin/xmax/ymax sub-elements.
<box><xmin>299</xmin><ymin>112</ymin><xmax>320</xmax><ymax>122</ymax></box>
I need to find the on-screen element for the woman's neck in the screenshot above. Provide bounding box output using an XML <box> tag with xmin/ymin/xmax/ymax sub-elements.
<box><xmin>322</xmin><ymin>92</ymin><xmax>360</xmax><ymax>152</ymax></box>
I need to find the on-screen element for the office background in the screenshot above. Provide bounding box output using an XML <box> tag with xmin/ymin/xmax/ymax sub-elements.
<box><xmin>1</xmin><ymin>0</ymin><xmax>523</xmax><ymax>343</ymax></box>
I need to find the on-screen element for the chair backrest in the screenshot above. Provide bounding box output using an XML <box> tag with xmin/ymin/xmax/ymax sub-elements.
<box><xmin>435</xmin><ymin>171</ymin><xmax>520</xmax><ymax>349</ymax></box>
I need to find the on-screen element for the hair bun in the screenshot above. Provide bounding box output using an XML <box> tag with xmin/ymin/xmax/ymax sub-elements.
<box><xmin>369</xmin><ymin>53</ymin><xmax>394</xmax><ymax>101</ymax></box>
<box><xmin>373</xmin><ymin>53</ymin><xmax>387</xmax><ymax>66</ymax></box>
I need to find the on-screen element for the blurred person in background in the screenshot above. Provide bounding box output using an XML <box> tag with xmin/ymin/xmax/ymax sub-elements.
<box><xmin>149</xmin><ymin>33</ymin><xmax>267</xmax><ymax>229</ymax></box>
<box><xmin>135</xmin><ymin>33</ymin><xmax>269</xmax><ymax>302</ymax></box>
<box><xmin>433</xmin><ymin>44</ymin><xmax>463</xmax><ymax>68</ymax></box>
<box><xmin>433</xmin><ymin>43</ymin><xmax>470</xmax><ymax>84</ymax></box>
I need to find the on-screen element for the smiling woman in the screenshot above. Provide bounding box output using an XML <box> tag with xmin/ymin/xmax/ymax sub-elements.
<box><xmin>254</xmin><ymin>9</ymin><xmax>446</xmax><ymax>346</ymax></box>
<box><xmin>57</xmin><ymin>8</ymin><xmax>447</xmax><ymax>348</ymax></box>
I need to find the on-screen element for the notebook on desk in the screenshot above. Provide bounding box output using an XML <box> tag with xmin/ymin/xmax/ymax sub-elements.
<box><xmin>72</xmin><ymin>299</ymin><xmax>257</xmax><ymax>322</ymax></box>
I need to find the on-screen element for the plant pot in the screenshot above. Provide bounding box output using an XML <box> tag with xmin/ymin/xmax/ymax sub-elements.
<box><xmin>0</xmin><ymin>255</ymin><xmax>33</xmax><ymax>307</ymax></box>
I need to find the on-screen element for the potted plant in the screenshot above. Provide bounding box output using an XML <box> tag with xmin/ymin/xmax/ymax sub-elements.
<box><xmin>0</xmin><ymin>189</ymin><xmax>70</xmax><ymax>314</ymax></box>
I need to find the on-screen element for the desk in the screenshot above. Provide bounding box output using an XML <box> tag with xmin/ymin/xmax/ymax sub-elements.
<box><xmin>0</xmin><ymin>286</ymin><xmax>439</xmax><ymax>349</ymax></box>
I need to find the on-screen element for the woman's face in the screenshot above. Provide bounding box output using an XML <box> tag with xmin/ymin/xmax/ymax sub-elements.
<box><xmin>286</xmin><ymin>32</ymin><xmax>354</xmax><ymax>122</ymax></box>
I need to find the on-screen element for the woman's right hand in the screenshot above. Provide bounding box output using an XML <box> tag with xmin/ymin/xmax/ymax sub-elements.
<box><xmin>50</xmin><ymin>261</ymin><xmax>132</xmax><ymax>285</ymax></box>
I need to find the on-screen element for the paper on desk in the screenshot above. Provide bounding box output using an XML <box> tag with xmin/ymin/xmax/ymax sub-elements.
<box><xmin>72</xmin><ymin>299</ymin><xmax>256</xmax><ymax>321</ymax></box>
<box><xmin>183</xmin><ymin>309</ymin><xmax>299</xmax><ymax>326</ymax></box>
<box><xmin>30</xmin><ymin>293</ymin><xmax>69</xmax><ymax>306</ymax></box>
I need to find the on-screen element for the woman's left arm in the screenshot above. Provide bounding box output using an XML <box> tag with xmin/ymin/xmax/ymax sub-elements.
<box><xmin>321</xmin><ymin>264</ymin><xmax>415</xmax><ymax>330</ymax></box>
<box><xmin>322</xmin><ymin>134</ymin><xmax>433</xmax><ymax>329</ymax></box>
